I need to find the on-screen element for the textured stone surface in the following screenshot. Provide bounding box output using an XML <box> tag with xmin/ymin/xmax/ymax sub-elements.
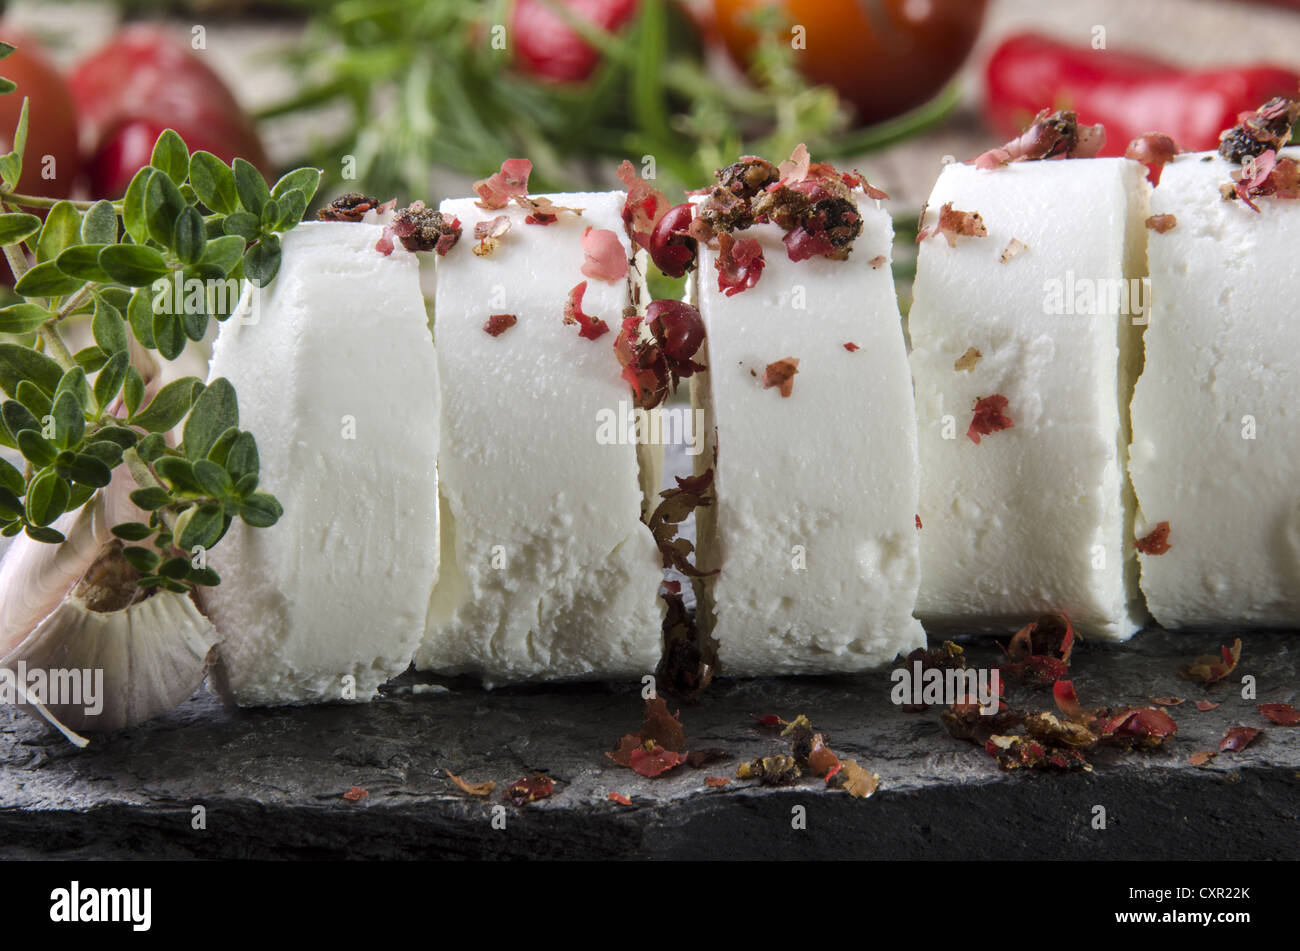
<box><xmin>1</xmin><ymin>628</ymin><xmax>1296</xmax><ymax>860</ymax></box>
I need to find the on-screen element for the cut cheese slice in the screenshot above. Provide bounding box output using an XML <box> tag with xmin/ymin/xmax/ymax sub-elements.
<box><xmin>909</xmin><ymin>158</ymin><xmax>1150</xmax><ymax>639</ymax></box>
<box><xmin>1130</xmin><ymin>149</ymin><xmax>1300</xmax><ymax>628</ymax></box>
<box><xmin>689</xmin><ymin>195</ymin><xmax>925</xmax><ymax>675</ymax></box>
<box><xmin>416</xmin><ymin>192</ymin><xmax>664</xmax><ymax>684</ymax></box>
<box><xmin>200</xmin><ymin>220</ymin><xmax>441</xmax><ymax>705</ymax></box>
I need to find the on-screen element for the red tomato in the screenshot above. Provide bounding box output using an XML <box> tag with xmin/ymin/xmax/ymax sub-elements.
<box><xmin>86</xmin><ymin>115</ymin><xmax>273</xmax><ymax>201</ymax></box>
<box><xmin>69</xmin><ymin>26</ymin><xmax>268</xmax><ymax>197</ymax></box>
<box><xmin>512</xmin><ymin>0</ymin><xmax>641</xmax><ymax>82</ymax></box>
<box><xmin>0</xmin><ymin>28</ymin><xmax>80</xmax><ymax>199</ymax></box>
<box><xmin>712</xmin><ymin>0</ymin><xmax>988</xmax><ymax>125</ymax></box>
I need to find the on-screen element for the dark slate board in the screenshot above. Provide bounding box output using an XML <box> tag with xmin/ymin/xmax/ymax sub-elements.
<box><xmin>1</xmin><ymin>627</ymin><xmax>1296</xmax><ymax>860</ymax></box>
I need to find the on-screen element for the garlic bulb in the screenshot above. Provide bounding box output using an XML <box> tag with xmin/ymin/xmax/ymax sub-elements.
<box><xmin>0</xmin><ymin>349</ymin><xmax>220</xmax><ymax>745</ymax></box>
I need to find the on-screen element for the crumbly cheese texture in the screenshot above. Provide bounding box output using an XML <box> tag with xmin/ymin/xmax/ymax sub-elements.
<box><xmin>1130</xmin><ymin>149</ymin><xmax>1300</xmax><ymax>628</ymax></box>
<box><xmin>909</xmin><ymin>158</ymin><xmax>1150</xmax><ymax>640</ymax></box>
<box><xmin>689</xmin><ymin>196</ymin><xmax>924</xmax><ymax>675</ymax></box>
<box><xmin>417</xmin><ymin>192</ymin><xmax>664</xmax><ymax>685</ymax></box>
<box><xmin>200</xmin><ymin>221</ymin><xmax>441</xmax><ymax>705</ymax></box>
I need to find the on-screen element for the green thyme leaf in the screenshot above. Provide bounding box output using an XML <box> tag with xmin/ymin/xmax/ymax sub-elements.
<box><xmin>12</xmin><ymin>381</ymin><xmax>48</xmax><ymax>420</ymax></box>
<box><xmin>136</xmin><ymin>432</ymin><xmax>166</xmax><ymax>462</ymax></box>
<box><xmin>93</xmin><ymin>350</ymin><xmax>130</xmax><ymax>410</ymax></box>
<box><xmin>122</xmin><ymin>166</ymin><xmax>155</xmax><ymax>245</ymax></box>
<box><xmin>178</xmin><ymin>501</ymin><xmax>224</xmax><ymax>550</ymax></box>
<box><xmin>232</xmin><ymin>158</ymin><xmax>270</xmax><ymax>216</ymax></box>
<box><xmin>80</xmin><ymin>199</ymin><xmax>118</xmax><ymax>245</ymax></box>
<box><xmin>110</xmin><ymin>522</ymin><xmax>154</xmax><ymax>542</ymax></box>
<box><xmin>129</xmin><ymin>376</ymin><xmax>204</xmax><ymax>432</ymax></box>
<box><xmin>158</xmin><ymin>555</ymin><xmax>192</xmax><ymax>580</ymax></box>
<box><xmin>1</xmin><ymin>398</ymin><xmax>39</xmax><ymax>441</ymax></box>
<box><xmin>271</xmin><ymin>167</ymin><xmax>321</xmax><ymax>202</ymax></box>
<box><xmin>0</xmin><ymin>302</ymin><xmax>52</xmax><ymax>335</ymax></box>
<box><xmin>193</xmin><ymin>459</ymin><xmax>234</xmax><ymax>497</ymax></box>
<box><xmin>0</xmin><ymin>97</ymin><xmax>28</xmax><ymax>188</ymax></box>
<box><xmin>225</xmin><ymin>431</ymin><xmax>259</xmax><ymax>481</ymax></box>
<box><xmin>183</xmin><ymin>377</ymin><xmax>238</xmax><ymax>461</ymax></box>
<box><xmin>0</xmin><ymin>455</ymin><xmax>21</xmax><ymax>495</ymax></box>
<box><xmin>13</xmin><ymin>260</ymin><xmax>83</xmax><ymax>298</ymax></box>
<box><xmin>173</xmin><ymin>205</ymin><xmax>206</xmax><ymax>265</ymax></box>
<box><xmin>154</xmin><ymin>455</ymin><xmax>203</xmax><ymax>493</ymax></box>
<box><xmin>150</xmin><ymin>129</ymin><xmax>190</xmax><ymax>185</ymax></box>
<box><xmin>53</xmin><ymin>366</ymin><xmax>90</xmax><ymax>410</ymax></box>
<box><xmin>122</xmin><ymin>545</ymin><xmax>161</xmax><ymax>573</ymax></box>
<box><xmin>243</xmin><ymin>234</ymin><xmax>281</xmax><ymax>286</ymax></box>
<box><xmin>49</xmin><ymin>390</ymin><xmax>84</xmax><ymax>449</ymax></box>
<box><xmin>0</xmin><ymin>211</ymin><xmax>41</xmax><ymax>245</ymax></box>
<box><xmin>35</xmin><ymin>200</ymin><xmax>81</xmax><ymax>263</ymax></box>
<box><xmin>127</xmin><ymin>287</ymin><xmax>157</xmax><ymax>348</ymax></box>
<box><xmin>93</xmin><ymin>425</ymin><xmax>138</xmax><ymax>449</ymax></box>
<box><xmin>128</xmin><ymin>487</ymin><xmax>171</xmax><ymax>511</ymax></box>
<box><xmin>153</xmin><ymin>311</ymin><xmax>185</xmax><ymax>360</ymax></box>
<box><xmin>187</xmin><ymin>565</ymin><xmax>221</xmax><ymax>586</ymax></box>
<box><xmin>0</xmin><ymin>342</ymin><xmax>63</xmax><ymax>397</ymax></box>
<box><xmin>80</xmin><ymin>439</ymin><xmax>124</xmax><ymax>469</ymax></box>
<box><xmin>189</xmin><ymin>151</ymin><xmax>238</xmax><ymax>214</ymax></box>
<box><xmin>73</xmin><ymin>346</ymin><xmax>108</xmax><ymax>374</ymax></box>
<box><xmin>25</xmin><ymin>468</ymin><xmax>69</xmax><ymax>526</ymax></box>
<box><xmin>238</xmin><ymin>491</ymin><xmax>283</xmax><ymax>528</ymax></box>
<box><xmin>197</xmin><ymin>234</ymin><xmax>245</xmax><ymax>275</ymax></box>
<box><xmin>145</xmin><ymin>171</ymin><xmax>186</xmax><ymax>247</ymax></box>
<box><xmin>54</xmin><ymin>244</ymin><xmax>112</xmax><ymax>283</ymax></box>
<box><xmin>122</xmin><ymin>365</ymin><xmax>145</xmax><ymax>417</ymax></box>
<box><xmin>59</xmin><ymin>452</ymin><xmax>111</xmax><ymax>488</ymax></box>
<box><xmin>24</xmin><ymin>524</ymin><xmax>65</xmax><ymax>544</ymax></box>
<box><xmin>91</xmin><ymin>294</ymin><xmax>129</xmax><ymax>354</ymax></box>
<box><xmin>222</xmin><ymin>210</ymin><xmax>260</xmax><ymax>241</ymax></box>
<box><xmin>99</xmin><ymin>244</ymin><xmax>170</xmax><ymax>286</ymax></box>
<box><xmin>205</xmin><ymin>426</ymin><xmax>240</xmax><ymax>467</ymax></box>
<box><xmin>16</xmin><ymin>429</ymin><xmax>56</xmax><ymax>467</ymax></box>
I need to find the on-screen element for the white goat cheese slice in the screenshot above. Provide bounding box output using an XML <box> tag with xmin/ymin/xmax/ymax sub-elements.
<box><xmin>1130</xmin><ymin>149</ymin><xmax>1300</xmax><ymax>628</ymax></box>
<box><xmin>200</xmin><ymin>221</ymin><xmax>441</xmax><ymax>705</ymax></box>
<box><xmin>909</xmin><ymin>158</ymin><xmax>1150</xmax><ymax>639</ymax></box>
<box><xmin>689</xmin><ymin>195</ymin><xmax>925</xmax><ymax>675</ymax></box>
<box><xmin>416</xmin><ymin>192</ymin><xmax>664</xmax><ymax>684</ymax></box>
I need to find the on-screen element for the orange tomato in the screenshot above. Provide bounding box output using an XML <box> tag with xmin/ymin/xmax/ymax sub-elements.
<box><xmin>712</xmin><ymin>0</ymin><xmax>988</xmax><ymax>125</ymax></box>
<box><xmin>0</xmin><ymin>28</ymin><xmax>81</xmax><ymax>199</ymax></box>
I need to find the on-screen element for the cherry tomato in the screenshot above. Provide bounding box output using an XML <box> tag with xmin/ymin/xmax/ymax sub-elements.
<box><xmin>712</xmin><ymin>0</ymin><xmax>988</xmax><ymax>125</ymax></box>
<box><xmin>86</xmin><ymin>115</ymin><xmax>273</xmax><ymax>201</ymax></box>
<box><xmin>0</xmin><ymin>28</ymin><xmax>81</xmax><ymax>199</ymax></box>
<box><xmin>512</xmin><ymin>0</ymin><xmax>641</xmax><ymax>83</ymax></box>
<box><xmin>69</xmin><ymin>26</ymin><xmax>268</xmax><ymax>197</ymax></box>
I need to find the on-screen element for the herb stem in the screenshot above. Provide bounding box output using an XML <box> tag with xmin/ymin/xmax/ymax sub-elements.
<box><xmin>1</xmin><ymin>238</ymin><xmax>28</xmax><ymax>281</ymax></box>
<box><xmin>36</xmin><ymin>322</ymin><xmax>75</xmax><ymax>370</ymax></box>
<box><xmin>123</xmin><ymin>447</ymin><xmax>179</xmax><ymax>535</ymax></box>
<box><xmin>55</xmin><ymin>286</ymin><xmax>94</xmax><ymax>321</ymax></box>
<box><xmin>0</xmin><ymin>189</ymin><xmax>119</xmax><ymax>212</ymax></box>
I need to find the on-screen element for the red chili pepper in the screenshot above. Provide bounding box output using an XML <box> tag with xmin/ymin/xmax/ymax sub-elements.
<box><xmin>984</xmin><ymin>33</ymin><xmax>1300</xmax><ymax>156</ymax></box>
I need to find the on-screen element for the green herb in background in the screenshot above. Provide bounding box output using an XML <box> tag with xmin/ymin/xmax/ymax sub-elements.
<box><xmin>263</xmin><ymin>0</ymin><xmax>958</xmax><ymax>201</ymax></box>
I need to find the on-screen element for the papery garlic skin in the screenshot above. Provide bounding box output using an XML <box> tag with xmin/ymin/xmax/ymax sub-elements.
<box><xmin>0</xmin><ymin>472</ymin><xmax>218</xmax><ymax>739</ymax></box>
<box><xmin>198</xmin><ymin>221</ymin><xmax>441</xmax><ymax>706</ymax></box>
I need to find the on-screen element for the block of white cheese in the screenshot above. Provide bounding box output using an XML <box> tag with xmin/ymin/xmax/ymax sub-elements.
<box><xmin>1130</xmin><ymin>149</ymin><xmax>1300</xmax><ymax>628</ymax></box>
<box><xmin>689</xmin><ymin>195</ymin><xmax>925</xmax><ymax>675</ymax></box>
<box><xmin>417</xmin><ymin>192</ymin><xmax>664</xmax><ymax>684</ymax></box>
<box><xmin>909</xmin><ymin>158</ymin><xmax>1150</xmax><ymax>639</ymax></box>
<box><xmin>199</xmin><ymin>221</ymin><xmax>441</xmax><ymax>705</ymax></box>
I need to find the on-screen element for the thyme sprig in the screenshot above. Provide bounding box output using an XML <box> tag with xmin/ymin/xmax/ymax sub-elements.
<box><xmin>0</xmin><ymin>43</ymin><xmax>320</xmax><ymax>594</ymax></box>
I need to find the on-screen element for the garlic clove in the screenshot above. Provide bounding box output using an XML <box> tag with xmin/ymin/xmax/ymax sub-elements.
<box><xmin>1</xmin><ymin>466</ymin><xmax>220</xmax><ymax>743</ymax></box>
<box><xmin>5</xmin><ymin>585</ymin><xmax>219</xmax><ymax>733</ymax></box>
